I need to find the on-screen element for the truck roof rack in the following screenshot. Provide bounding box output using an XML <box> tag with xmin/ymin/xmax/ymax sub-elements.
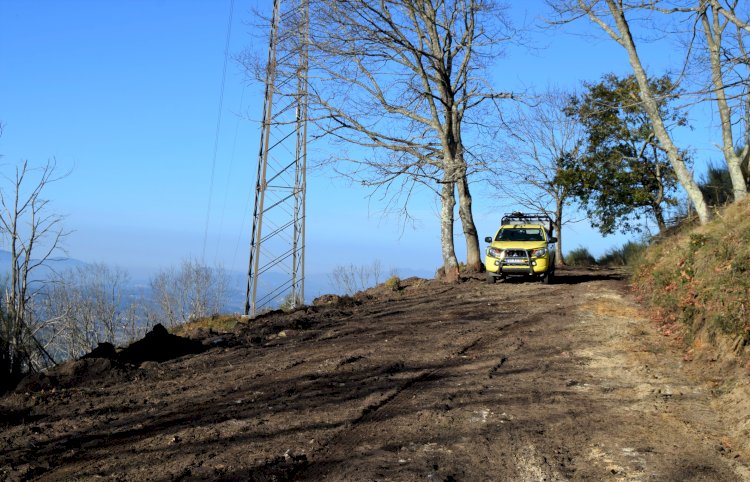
<box><xmin>501</xmin><ymin>212</ymin><xmax>553</xmax><ymax>235</ymax></box>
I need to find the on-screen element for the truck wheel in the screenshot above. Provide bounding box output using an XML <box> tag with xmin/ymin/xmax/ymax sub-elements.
<box><xmin>541</xmin><ymin>271</ymin><xmax>553</xmax><ymax>284</ymax></box>
<box><xmin>486</xmin><ymin>273</ymin><xmax>496</xmax><ymax>284</ymax></box>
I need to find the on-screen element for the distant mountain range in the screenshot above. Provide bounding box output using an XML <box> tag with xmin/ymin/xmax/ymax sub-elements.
<box><xmin>0</xmin><ymin>249</ymin><xmax>88</xmax><ymax>281</ymax></box>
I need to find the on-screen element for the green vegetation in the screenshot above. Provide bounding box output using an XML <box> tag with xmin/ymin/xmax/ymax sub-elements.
<box><xmin>598</xmin><ymin>241</ymin><xmax>648</xmax><ymax>267</ymax></box>
<box><xmin>632</xmin><ymin>199</ymin><xmax>750</xmax><ymax>350</ymax></box>
<box><xmin>565</xmin><ymin>247</ymin><xmax>597</xmax><ymax>267</ymax></box>
<box><xmin>172</xmin><ymin>314</ymin><xmax>241</xmax><ymax>337</ymax></box>
<box><xmin>700</xmin><ymin>163</ymin><xmax>735</xmax><ymax>207</ymax></box>
<box><xmin>564</xmin><ymin>241</ymin><xmax>646</xmax><ymax>268</ymax></box>
<box><xmin>559</xmin><ymin>74</ymin><xmax>682</xmax><ymax>235</ymax></box>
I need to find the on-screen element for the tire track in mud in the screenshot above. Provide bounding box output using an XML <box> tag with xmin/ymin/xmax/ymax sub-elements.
<box><xmin>298</xmin><ymin>308</ymin><xmax>539</xmax><ymax>480</ymax></box>
<box><xmin>351</xmin><ymin>312</ymin><xmax>536</xmax><ymax>423</ymax></box>
<box><xmin>300</xmin><ymin>277</ymin><xmax>740</xmax><ymax>481</ymax></box>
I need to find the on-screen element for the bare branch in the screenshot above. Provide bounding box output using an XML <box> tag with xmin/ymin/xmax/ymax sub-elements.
<box><xmin>266</xmin><ymin>0</ymin><xmax>520</xmax><ymax>271</ymax></box>
<box><xmin>709</xmin><ymin>0</ymin><xmax>750</xmax><ymax>33</ymax></box>
<box><xmin>1</xmin><ymin>159</ymin><xmax>69</xmax><ymax>384</ymax></box>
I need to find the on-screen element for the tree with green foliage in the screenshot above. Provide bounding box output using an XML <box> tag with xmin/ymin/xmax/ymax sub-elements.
<box><xmin>551</xmin><ymin>0</ymin><xmax>712</xmax><ymax>225</ymax></box>
<box><xmin>558</xmin><ymin>74</ymin><xmax>683</xmax><ymax>235</ymax></box>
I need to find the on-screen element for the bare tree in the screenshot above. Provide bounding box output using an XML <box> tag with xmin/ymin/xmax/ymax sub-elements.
<box><xmin>605</xmin><ymin>0</ymin><xmax>749</xmax><ymax>201</ymax></box>
<box><xmin>41</xmin><ymin>263</ymin><xmax>133</xmax><ymax>360</ymax></box>
<box><xmin>328</xmin><ymin>260</ymin><xmax>386</xmax><ymax>295</ymax></box>
<box><xmin>493</xmin><ymin>88</ymin><xmax>585</xmax><ymax>265</ymax></box>
<box><xmin>695</xmin><ymin>0</ymin><xmax>749</xmax><ymax>200</ymax></box>
<box><xmin>550</xmin><ymin>0</ymin><xmax>712</xmax><ymax>224</ymax></box>
<box><xmin>298</xmin><ymin>0</ymin><xmax>515</xmax><ymax>278</ymax></box>
<box><xmin>149</xmin><ymin>259</ymin><xmax>229</xmax><ymax>328</ymax></box>
<box><xmin>0</xmin><ymin>160</ymin><xmax>66</xmax><ymax>389</ymax></box>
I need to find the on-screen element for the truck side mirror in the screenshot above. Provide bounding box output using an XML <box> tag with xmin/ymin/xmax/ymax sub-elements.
<box><xmin>484</xmin><ymin>236</ymin><xmax>492</xmax><ymax>243</ymax></box>
<box><xmin>550</xmin><ymin>237</ymin><xmax>558</xmax><ymax>243</ymax></box>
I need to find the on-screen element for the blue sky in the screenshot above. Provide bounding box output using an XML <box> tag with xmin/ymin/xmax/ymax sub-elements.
<box><xmin>0</xmin><ymin>1</ymin><xmax>719</xmax><ymax>280</ymax></box>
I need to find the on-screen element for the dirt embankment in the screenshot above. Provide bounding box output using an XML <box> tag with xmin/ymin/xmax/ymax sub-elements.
<box><xmin>1</xmin><ymin>268</ymin><xmax>749</xmax><ymax>481</ymax></box>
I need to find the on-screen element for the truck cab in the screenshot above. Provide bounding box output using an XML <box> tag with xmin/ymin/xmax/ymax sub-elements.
<box><xmin>484</xmin><ymin>212</ymin><xmax>557</xmax><ymax>284</ymax></box>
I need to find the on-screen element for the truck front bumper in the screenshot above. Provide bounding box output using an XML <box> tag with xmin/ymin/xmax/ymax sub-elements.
<box><xmin>484</xmin><ymin>254</ymin><xmax>551</xmax><ymax>276</ymax></box>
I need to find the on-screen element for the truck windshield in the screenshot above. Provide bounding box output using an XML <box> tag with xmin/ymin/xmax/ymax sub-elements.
<box><xmin>496</xmin><ymin>228</ymin><xmax>544</xmax><ymax>242</ymax></box>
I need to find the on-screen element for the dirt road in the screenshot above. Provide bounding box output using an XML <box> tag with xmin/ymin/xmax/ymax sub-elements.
<box><xmin>2</xmin><ymin>268</ymin><xmax>749</xmax><ymax>481</ymax></box>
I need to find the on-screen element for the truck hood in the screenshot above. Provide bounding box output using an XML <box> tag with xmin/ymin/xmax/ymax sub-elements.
<box><xmin>489</xmin><ymin>241</ymin><xmax>547</xmax><ymax>250</ymax></box>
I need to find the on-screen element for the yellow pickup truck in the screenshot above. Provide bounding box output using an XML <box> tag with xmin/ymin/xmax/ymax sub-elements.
<box><xmin>484</xmin><ymin>213</ymin><xmax>557</xmax><ymax>284</ymax></box>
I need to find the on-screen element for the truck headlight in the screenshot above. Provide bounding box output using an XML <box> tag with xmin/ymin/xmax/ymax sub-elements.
<box><xmin>531</xmin><ymin>248</ymin><xmax>548</xmax><ymax>258</ymax></box>
<box><xmin>488</xmin><ymin>247</ymin><xmax>504</xmax><ymax>258</ymax></box>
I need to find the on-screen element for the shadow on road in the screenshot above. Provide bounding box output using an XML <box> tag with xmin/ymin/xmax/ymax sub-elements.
<box><xmin>479</xmin><ymin>266</ymin><xmax>627</xmax><ymax>285</ymax></box>
<box><xmin>553</xmin><ymin>267</ymin><xmax>627</xmax><ymax>284</ymax></box>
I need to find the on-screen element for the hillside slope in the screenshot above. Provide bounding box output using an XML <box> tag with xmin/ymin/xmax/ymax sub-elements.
<box><xmin>633</xmin><ymin>198</ymin><xmax>750</xmax><ymax>361</ymax></box>
<box><xmin>1</xmin><ymin>269</ymin><xmax>748</xmax><ymax>480</ymax></box>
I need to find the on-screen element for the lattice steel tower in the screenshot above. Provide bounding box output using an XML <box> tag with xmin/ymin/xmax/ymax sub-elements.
<box><xmin>245</xmin><ymin>0</ymin><xmax>308</xmax><ymax>317</ymax></box>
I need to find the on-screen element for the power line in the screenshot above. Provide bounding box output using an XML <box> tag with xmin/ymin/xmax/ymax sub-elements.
<box><xmin>202</xmin><ymin>0</ymin><xmax>236</xmax><ymax>263</ymax></box>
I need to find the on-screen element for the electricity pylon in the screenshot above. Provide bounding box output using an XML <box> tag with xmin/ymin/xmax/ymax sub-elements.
<box><xmin>245</xmin><ymin>0</ymin><xmax>308</xmax><ymax>317</ymax></box>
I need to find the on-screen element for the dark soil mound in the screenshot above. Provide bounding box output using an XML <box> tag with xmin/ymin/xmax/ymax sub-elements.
<box><xmin>15</xmin><ymin>357</ymin><xmax>132</xmax><ymax>392</ymax></box>
<box><xmin>14</xmin><ymin>324</ymin><xmax>207</xmax><ymax>393</ymax></box>
<box><xmin>118</xmin><ymin>323</ymin><xmax>206</xmax><ymax>366</ymax></box>
<box><xmin>81</xmin><ymin>341</ymin><xmax>117</xmax><ymax>359</ymax></box>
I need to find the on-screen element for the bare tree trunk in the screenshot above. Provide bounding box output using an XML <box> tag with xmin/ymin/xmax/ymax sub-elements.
<box><xmin>653</xmin><ymin>203</ymin><xmax>668</xmax><ymax>233</ymax></box>
<box><xmin>600</xmin><ymin>0</ymin><xmax>712</xmax><ymax>224</ymax></box>
<box><xmin>700</xmin><ymin>4</ymin><xmax>748</xmax><ymax>201</ymax></box>
<box><xmin>554</xmin><ymin>197</ymin><xmax>565</xmax><ymax>266</ymax></box>
<box><xmin>455</xmin><ymin>167</ymin><xmax>482</xmax><ymax>272</ymax></box>
<box><xmin>0</xmin><ymin>337</ymin><xmax>10</xmax><ymax>392</ymax></box>
<box><xmin>439</xmin><ymin>175</ymin><xmax>460</xmax><ymax>283</ymax></box>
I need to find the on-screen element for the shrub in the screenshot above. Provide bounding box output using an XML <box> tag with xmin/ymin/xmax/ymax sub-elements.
<box><xmin>598</xmin><ymin>241</ymin><xmax>648</xmax><ymax>267</ymax></box>
<box><xmin>565</xmin><ymin>247</ymin><xmax>597</xmax><ymax>266</ymax></box>
<box><xmin>383</xmin><ymin>276</ymin><xmax>401</xmax><ymax>291</ymax></box>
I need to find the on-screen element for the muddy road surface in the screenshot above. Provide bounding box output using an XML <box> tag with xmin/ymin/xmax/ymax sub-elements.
<box><xmin>2</xmin><ymin>268</ymin><xmax>749</xmax><ymax>481</ymax></box>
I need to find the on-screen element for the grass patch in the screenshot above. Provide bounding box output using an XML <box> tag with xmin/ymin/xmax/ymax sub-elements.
<box><xmin>172</xmin><ymin>314</ymin><xmax>242</xmax><ymax>337</ymax></box>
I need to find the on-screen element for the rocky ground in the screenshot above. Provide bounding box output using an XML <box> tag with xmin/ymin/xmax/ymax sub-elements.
<box><xmin>2</xmin><ymin>267</ymin><xmax>749</xmax><ymax>481</ymax></box>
